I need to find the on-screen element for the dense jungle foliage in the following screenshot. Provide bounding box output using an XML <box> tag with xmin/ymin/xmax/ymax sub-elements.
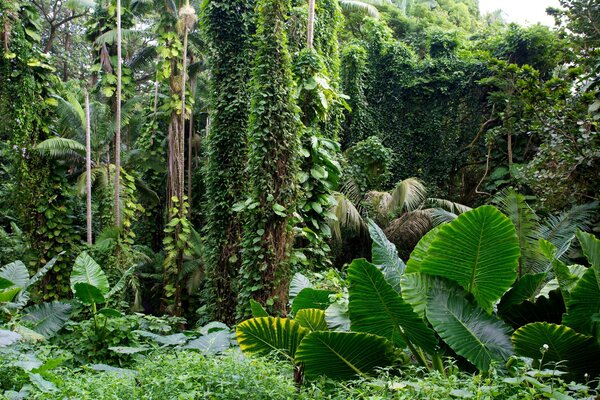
<box><xmin>0</xmin><ymin>0</ymin><xmax>599</xmax><ymax>398</ymax></box>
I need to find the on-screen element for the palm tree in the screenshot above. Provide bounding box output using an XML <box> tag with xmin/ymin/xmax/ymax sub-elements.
<box><xmin>84</xmin><ymin>89</ymin><xmax>93</xmax><ymax>244</ymax></box>
<box><xmin>330</xmin><ymin>177</ymin><xmax>471</xmax><ymax>260</ymax></box>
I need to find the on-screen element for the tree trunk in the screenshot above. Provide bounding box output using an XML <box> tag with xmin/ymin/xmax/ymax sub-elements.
<box><xmin>307</xmin><ymin>0</ymin><xmax>315</xmax><ymax>49</ymax></box>
<box><xmin>85</xmin><ymin>90</ymin><xmax>93</xmax><ymax>245</ymax></box>
<box><xmin>114</xmin><ymin>0</ymin><xmax>122</xmax><ymax>228</ymax></box>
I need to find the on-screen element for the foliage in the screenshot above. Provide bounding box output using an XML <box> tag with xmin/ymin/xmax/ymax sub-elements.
<box><xmin>237</xmin><ymin>0</ymin><xmax>302</xmax><ymax>317</ymax></box>
<box><xmin>200</xmin><ymin>0</ymin><xmax>255</xmax><ymax>324</ymax></box>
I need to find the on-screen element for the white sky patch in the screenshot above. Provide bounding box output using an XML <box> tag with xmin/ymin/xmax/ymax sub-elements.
<box><xmin>478</xmin><ymin>0</ymin><xmax>562</xmax><ymax>26</ymax></box>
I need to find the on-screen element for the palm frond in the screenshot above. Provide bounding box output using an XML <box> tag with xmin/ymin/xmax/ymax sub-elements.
<box><xmin>391</xmin><ymin>178</ymin><xmax>427</xmax><ymax>213</ymax></box>
<box><xmin>425</xmin><ymin>198</ymin><xmax>471</xmax><ymax>214</ymax></box>
<box><xmin>338</xmin><ymin>0</ymin><xmax>381</xmax><ymax>17</ymax></box>
<box><xmin>494</xmin><ymin>189</ymin><xmax>543</xmax><ymax>275</ymax></box>
<box><xmin>35</xmin><ymin>138</ymin><xmax>86</xmax><ymax>159</ymax></box>
<box><xmin>128</xmin><ymin>46</ymin><xmax>157</xmax><ymax>73</ymax></box>
<box><xmin>330</xmin><ymin>192</ymin><xmax>368</xmax><ymax>249</ymax></box>
<box><xmin>53</xmin><ymin>94</ymin><xmax>85</xmax><ymax>138</ymax></box>
<box><xmin>384</xmin><ymin>210</ymin><xmax>432</xmax><ymax>260</ymax></box>
<box><xmin>430</xmin><ymin>208</ymin><xmax>458</xmax><ymax>226</ymax></box>
<box><xmin>539</xmin><ymin>202</ymin><xmax>598</xmax><ymax>259</ymax></box>
<box><xmin>76</xmin><ymin>167</ymin><xmax>109</xmax><ymax>195</ymax></box>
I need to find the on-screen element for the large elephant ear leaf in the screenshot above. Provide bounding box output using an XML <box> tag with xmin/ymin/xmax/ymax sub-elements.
<box><xmin>405</xmin><ymin>226</ymin><xmax>440</xmax><ymax>274</ymax></box>
<box><xmin>20</xmin><ymin>302</ymin><xmax>72</xmax><ymax>338</ymax></box>
<box><xmin>236</xmin><ymin>317</ymin><xmax>309</xmax><ymax>360</ymax></box>
<box><xmin>576</xmin><ymin>230</ymin><xmax>600</xmax><ymax>280</ymax></box>
<box><xmin>0</xmin><ymin>277</ymin><xmax>14</xmax><ymax>290</ymax></box>
<box><xmin>0</xmin><ymin>261</ymin><xmax>30</xmax><ymax>289</ymax></box>
<box><xmin>513</xmin><ymin>322</ymin><xmax>600</xmax><ymax>379</ymax></box>
<box><xmin>426</xmin><ymin>280</ymin><xmax>514</xmax><ymax>371</ymax></box>
<box><xmin>70</xmin><ymin>252</ymin><xmax>109</xmax><ymax>295</ymax></box>
<box><xmin>562</xmin><ymin>268</ymin><xmax>600</xmax><ymax>339</ymax></box>
<box><xmin>420</xmin><ymin>205</ymin><xmax>520</xmax><ymax>311</ymax></box>
<box><xmin>295</xmin><ymin>331</ymin><xmax>396</xmax><ymax>380</ymax></box>
<box><xmin>367</xmin><ymin>219</ymin><xmax>405</xmax><ymax>292</ymax></box>
<box><xmin>295</xmin><ymin>309</ymin><xmax>328</xmax><ymax>331</ymax></box>
<box><xmin>348</xmin><ymin>259</ymin><xmax>437</xmax><ymax>354</ymax></box>
<box><xmin>291</xmin><ymin>288</ymin><xmax>334</xmax><ymax>314</ymax></box>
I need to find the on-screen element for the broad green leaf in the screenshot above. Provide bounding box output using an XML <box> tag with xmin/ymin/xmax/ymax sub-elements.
<box><xmin>250</xmin><ymin>299</ymin><xmax>269</xmax><ymax>317</ymax></box>
<box><xmin>348</xmin><ymin>259</ymin><xmax>437</xmax><ymax>353</ymax></box>
<box><xmin>400</xmin><ymin>272</ymin><xmax>438</xmax><ymax>319</ymax></box>
<box><xmin>499</xmin><ymin>273</ymin><xmax>547</xmax><ymax>310</ymax></box>
<box><xmin>540</xmin><ymin>240</ymin><xmax>581</xmax><ymax>301</ymax></box>
<box><xmin>513</xmin><ymin>322</ymin><xmax>600</xmax><ymax>379</ymax></box>
<box><xmin>236</xmin><ymin>317</ymin><xmax>309</xmax><ymax>360</ymax></box>
<box><xmin>0</xmin><ymin>286</ymin><xmax>21</xmax><ymax>302</ymax></box>
<box><xmin>183</xmin><ymin>330</ymin><xmax>231</xmax><ymax>354</ymax></box>
<box><xmin>291</xmin><ymin>288</ymin><xmax>334</xmax><ymax>314</ymax></box>
<box><xmin>89</xmin><ymin>364</ymin><xmax>137</xmax><ymax>377</ymax></box>
<box><xmin>420</xmin><ymin>206</ymin><xmax>520</xmax><ymax>311</ymax></box>
<box><xmin>135</xmin><ymin>331</ymin><xmax>187</xmax><ymax>346</ymax></box>
<box><xmin>562</xmin><ymin>268</ymin><xmax>600</xmax><ymax>339</ymax></box>
<box><xmin>499</xmin><ymin>289</ymin><xmax>565</xmax><ymax>329</ymax></box>
<box><xmin>289</xmin><ymin>273</ymin><xmax>312</xmax><ymax>301</ymax></box>
<box><xmin>0</xmin><ymin>277</ymin><xmax>14</xmax><ymax>290</ymax></box>
<box><xmin>295</xmin><ymin>309</ymin><xmax>328</xmax><ymax>331</ymax></box>
<box><xmin>367</xmin><ymin>219</ymin><xmax>405</xmax><ymax>292</ymax></box>
<box><xmin>199</xmin><ymin>321</ymin><xmax>229</xmax><ymax>335</ymax></box>
<box><xmin>98</xmin><ymin>308</ymin><xmax>123</xmax><ymax>318</ymax></box>
<box><xmin>295</xmin><ymin>331</ymin><xmax>396</xmax><ymax>380</ymax></box>
<box><xmin>0</xmin><ymin>329</ymin><xmax>21</xmax><ymax>347</ymax></box>
<box><xmin>73</xmin><ymin>282</ymin><xmax>106</xmax><ymax>305</ymax></box>
<box><xmin>109</xmin><ymin>346</ymin><xmax>150</xmax><ymax>354</ymax></box>
<box><xmin>426</xmin><ymin>280</ymin><xmax>514</xmax><ymax>371</ymax></box>
<box><xmin>577</xmin><ymin>230</ymin><xmax>600</xmax><ymax>283</ymax></box>
<box><xmin>325</xmin><ymin>302</ymin><xmax>350</xmax><ymax>331</ymax></box>
<box><xmin>21</xmin><ymin>302</ymin><xmax>71</xmax><ymax>338</ymax></box>
<box><xmin>0</xmin><ymin>261</ymin><xmax>29</xmax><ymax>288</ymax></box>
<box><xmin>405</xmin><ymin>226</ymin><xmax>440</xmax><ymax>273</ymax></box>
<box><xmin>71</xmin><ymin>252</ymin><xmax>109</xmax><ymax>295</ymax></box>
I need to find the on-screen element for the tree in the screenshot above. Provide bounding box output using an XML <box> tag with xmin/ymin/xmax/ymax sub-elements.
<box><xmin>114</xmin><ymin>0</ymin><xmax>122</xmax><ymax>228</ymax></box>
<box><xmin>238</xmin><ymin>0</ymin><xmax>302</xmax><ymax>317</ymax></box>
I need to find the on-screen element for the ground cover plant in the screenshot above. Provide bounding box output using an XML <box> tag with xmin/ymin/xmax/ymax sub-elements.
<box><xmin>0</xmin><ymin>0</ymin><xmax>599</xmax><ymax>398</ymax></box>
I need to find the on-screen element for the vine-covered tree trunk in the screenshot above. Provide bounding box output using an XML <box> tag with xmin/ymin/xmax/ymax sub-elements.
<box><xmin>238</xmin><ymin>0</ymin><xmax>301</xmax><ymax>318</ymax></box>
<box><xmin>114</xmin><ymin>0</ymin><xmax>122</xmax><ymax>228</ymax></box>
<box><xmin>202</xmin><ymin>0</ymin><xmax>255</xmax><ymax>324</ymax></box>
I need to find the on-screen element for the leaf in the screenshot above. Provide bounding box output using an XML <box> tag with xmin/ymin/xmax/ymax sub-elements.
<box><xmin>0</xmin><ymin>286</ymin><xmax>21</xmax><ymax>302</ymax></box>
<box><xmin>367</xmin><ymin>219</ymin><xmax>405</xmax><ymax>292</ymax></box>
<box><xmin>0</xmin><ymin>277</ymin><xmax>14</xmax><ymax>290</ymax></box>
<box><xmin>71</xmin><ymin>252</ymin><xmax>109</xmax><ymax>295</ymax></box>
<box><xmin>419</xmin><ymin>206</ymin><xmax>520</xmax><ymax>312</ymax></box>
<box><xmin>348</xmin><ymin>259</ymin><xmax>437</xmax><ymax>354</ymax></box>
<box><xmin>135</xmin><ymin>331</ymin><xmax>187</xmax><ymax>346</ymax></box>
<box><xmin>400</xmin><ymin>272</ymin><xmax>438</xmax><ymax>319</ymax></box>
<box><xmin>499</xmin><ymin>289</ymin><xmax>565</xmax><ymax>330</ymax></box>
<box><xmin>405</xmin><ymin>226</ymin><xmax>440</xmax><ymax>273</ymax></box>
<box><xmin>21</xmin><ymin>302</ymin><xmax>72</xmax><ymax>338</ymax></box>
<box><xmin>512</xmin><ymin>322</ymin><xmax>600</xmax><ymax>379</ymax></box>
<box><xmin>426</xmin><ymin>280</ymin><xmax>514</xmax><ymax>371</ymax></box>
<box><xmin>199</xmin><ymin>321</ymin><xmax>230</xmax><ymax>335</ymax></box>
<box><xmin>28</xmin><ymin>373</ymin><xmax>57</xmax><ymax>393</ymax></box>
<box><xmin>498</xmin><ymin>273</ymin><xmax>547</xmax><ymax>311</ymax></box>
<box><xmin>98</xmin><ymin>308</ymin><xmax>123</xmax><ymax>318</ymax></box>
<box><xmin>295</xmin><ymin>309</ymin><xmax>328</xmax><ymax>331</ymax></box>
<box><xmin>539</xmin><ymin>240</ymin><xmax>581</xmax><ymax>301</ymax></box>
<box><xmin>109</xmin><ymin>346</ymin><xmax>150</xmax><ymax>354</ymax></box>
<box><xmin>28</xmin><ymin>256</ymin><xmax>60</xmax><ymax>288</ymax></box>
<box><xmin>562</xmin><ymin>268</ymin><xmax>600</xmax><ymax>339</ymax></box>
<box><xmin>291</xmin><ymin>288</ymin><xmax>334</xmax><ymax>314</ymax></box>
<box><xmin>295</xmin><ymin>331</ymin><xmax>395</xmax><ymax>380</ymax></box>
<box><xmin>576</xmin><ymin>230</ymin><xmax>600</xmax><ymax>282</ymax></box>
<box><xmin>89</xmin><ymin>364</ymin><xmax>137</xmax><ymax>377</ymax></box>
<box><xmin>183</xmin><ymin>330</ymin><xmax>231</xmax><ymax>355</ymax></box>
<box><xmin>236</xmin><ymin>317</ymin><xmax>309</xmax><ymax>360</ymax></box>
<box><xmin>73</xmin><ymin>282</ymin><xmax>106</xmax><ymax>305</ymax></box>
<box><xmin>0</xmin><ymin>329</ymin><xmax>21</xmax><ymax>347</ymax></box>
<box><xmin>325</xmin><ymin>302</ymin><xmax>351</xmax><ymax>331</ymax></box>
<box><xmin>289</xmin><ymin>273</ymin><xmax>312</xmax><ymax>301</ymax></box>
<box><xmin>0</xmin><ymin>261</ymin><xmax>29</xmax><ymax>288</ymax></box>
<box><xmin>250</xmin><ymin>299</ymin><xmax>269</xmax><ymax>317</ymax></box>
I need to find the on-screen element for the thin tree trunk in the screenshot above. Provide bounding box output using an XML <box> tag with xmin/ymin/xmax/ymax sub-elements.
<box><xmin>307</xmin><ymin>0</ymin><xmax>315</xmax><ymax>48</ymax></box>
<box><xmin>114</xmin><ymin>0</ymin><xmax>122</xmax><ymax>227</ymax></box>
<box><xmin>85</xmin><ymin>90</ymin><xmax>93</xmax><ymax>245</ymax></box>
<box><xmin>187</xmin><ymin>75</ymin><xmax>196</xmax><ymax>217</ymax></box>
